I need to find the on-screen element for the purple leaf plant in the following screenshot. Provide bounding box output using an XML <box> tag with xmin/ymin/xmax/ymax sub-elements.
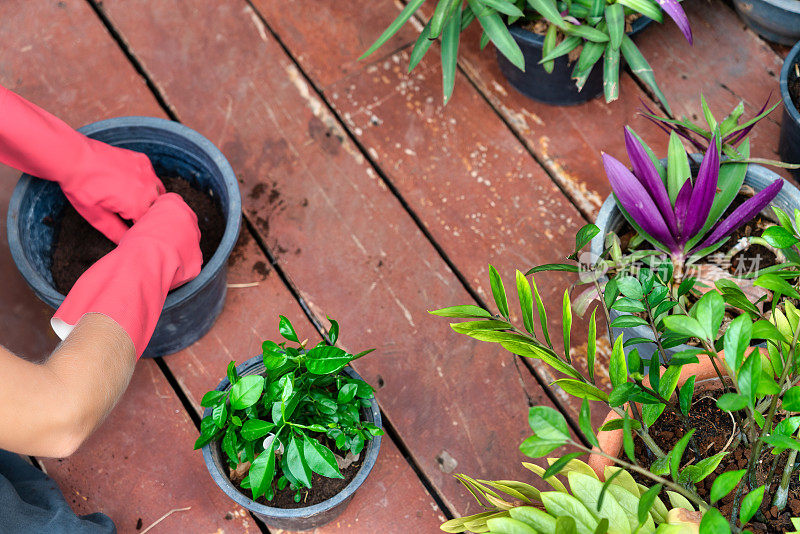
<box><xmin>603</xmin><ymin>128</ymin><xmax>783</xmax><ymax>273</ymax></box>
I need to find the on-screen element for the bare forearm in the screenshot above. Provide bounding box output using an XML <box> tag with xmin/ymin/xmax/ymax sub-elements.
<box><xmin>0</xmin><ymin>313</ymin><xmax>135</xmax><ymax>457</ymax></box>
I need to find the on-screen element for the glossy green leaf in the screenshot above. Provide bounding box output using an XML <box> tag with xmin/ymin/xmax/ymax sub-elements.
<box><xmin>528</xmin><ymin>405</ymin><xmax>570</xmax><ymax>441</ymax></box>
<box><xmin>553</xmin><ymin>378</ymin><xmax>610</xmax><ymax>402</ymax></box>
<box><xmin>663</xmin><ymin>315</ymin><xmax>706</xmax><ymax>340</ymax></box>
<box><xmin>360</xmin><ymin>0</ymin><xmax>427</xmax><ymax>60</ymax></box>
<box><xmin>740</xmin><ymin>485</ymin><xmax>765</xmax><ymax>524</ymax></box>
<box><xmin>429</xmin><ymin>305</ymin><xmax>492</xmax><ymax>318</ymax></box>
<box><xmin>710</xmin><ymin>469</ymin><xmax>746</xmax><ymax>503</ymax></box>
<box><xmin>241</xmin><ymin>419</ymin><xmax>275</xmax><ymax>441</ymax></box>
<box><xmin>278</xmin><ymin>315</ymin><xmax>299</xmax><ymax>342</ymax></box>
<box><xmin>201</xmin><ymin>390</ymin><xmax>227</xmax><ymax>408</ymax></box>
<box><xmin>603</xmin><ymin>42</ymin><xmax>620</xmax><ymax>102</ymax></box>
<box><xmin>543</xmin><ymin>452</ymin><xmax>584</xmax><ymax>479</ymax></box>
<box><xmin>579</xmin><ymin>399</ymin><xmax>598</xmax><ymax>447</ymax></box>
<box><xmin>755</xmin><ymin>273</ymin><xmax>800</xmax><ymax>299</ymax></box>
<box><xmin>541</xmin><ymin>23</ymin><xmax>557</xmax><ymax>73</ymax></box>
<box><xmin>249</xmin><ymin>437</ymin><xmax>278</xmax><ymax>500</ymax></box>
<box><xmin>470</xmin><ymin>0</ymin><xmax>524</xmax><ymax>72</ymax></box>
<box><xmin>699</xmin><ymin>507</ymin><xmax>730</xmax><ymax>534</ymax></box>
<box><xmin>587</xmin><ymin>308</ymin><xmax>597</xmax><ymax>382</ymax></box>
<box><xmin>617</xmin><ymin>0</ymin><xmax>662</xmax><ymax>22</ymax></box>
<box><xmin>538</xmin><ymin>35</ymin><xmax>581</xmax><ymax>63</ymax></box>
<box><xmin>440</xmin><ymin>9</ymin><xmax>461</xmax><ymax>104</ymax></box>
<box><xmin>562</xmin><ymin>289</ymin><xmax>572</xmax><ymax>361</ymax></box>
<box><xmin>489</xmin><ymin>265</ymin><xmax>510</xmax><ymax>318</ymax></box>
<box><xmin>738</xmin><ymin>351</ymin><xmax>761</xmax><ymax>407</ymax></box>
<box><xmin>304</xmin><ymin>435</ymin><xmax>343</xmax><ymax>478</ymax></box>
<box><xmin>620</xmin><ymin>34</ymin><xmax>670</xmax><ymax>115</ymax></box>
<box><xmin>408</xmin><ymin>19</ymin><xmax>435</xmax><ymax>73</ymax></box>
<box><xmin>526</xmin><ymin>0</ymin><xmax>567</xmax><ymax>29</ymax></box>
<box><xmin>783</xmin><ymin>386</ymin><xmax>800</xmax><ymax>411</ymax></box>
<box><xmin>486</xmin><ymin>517</ymin><xmax>538</xmax><ymax>534</ymax></box>
<box><xmin>230</xmin><ymin>375</ymin><xmax>265</xmax><ymax>410</ymax></box>
<box><xmin>609</xmin><ymin>334</ymin><xmax>627</xmax><ymax>388</ymax></box>
<box><xmin>516</xmin><ymin>270</ymin><xmax>535</xmax><ymax>334</ymax></box>
<box><xmin>605</xmin><ymin>3</ymin><xmax>624</xmax><ymax>49</ymax></box>
<box><xmin>530</xmin><ymin>275</ymin><xmax>552</xmax><ymax>348</ymax></box>
<box><xmin>638</xmin><ymin>484</ymin><xmax>662</xmax><ymax>524</ymax></box>
<box><xmin>678</xmin><ymin>376</ymin><xmax>695</xmax><ymax>415</ymax></box>
<box><xmin>670</xmin><ymin>429</ymin><xmax>694</xmax><ymax>480</ymax></box>
<box><xmin>305</xmin><ymin>345</ymin><xmax>352</xmax><ymax>375</ymax></box>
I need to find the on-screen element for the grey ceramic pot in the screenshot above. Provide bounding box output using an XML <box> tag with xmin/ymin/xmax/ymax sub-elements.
<box><xmin>7</xmin><ymin>116</ymin><xmax>242</xmax><ymax>357</ymax></box>
<box><xmin>590</xmin><ymin>163</ymin><xmax>800</xmax><ymax>363</ymax></box>
<box><xmin>496</xmin><ymin>17</ymin><xmax>651</xmax><ymax>106</ymax></box>
<box><xmin>732</xmin><ymin>0</ymin><xmax>800</xmax><ymax>46</ymax></box>
<box><xmin>779</xmin><ymin>39</ymin><xmax>800</xmax><ymax>182</ymax></box>
<box><xmin>202</xmin><ymin>356</ymin><xmax>382</xmax><ymax>531</ymax></box>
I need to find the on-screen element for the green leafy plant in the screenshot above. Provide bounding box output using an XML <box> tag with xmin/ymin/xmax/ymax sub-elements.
<box><xmin>194</xmin><ymin>316</ymin><xmax>383</xmax><ymax>503</ymax></box>
<box><xmin>361</xmin><ymin>0</ymin><xmax>692</xmax><ymax>106</ymax></box>
<box><xmin>433</xmin><ymin>210</ymin><xmax>800</xmax><ymax>531</ymax></box>
<box><xmin>440</xmin><ymin>454</ymin><xmax>702</xmax><ymax>533</ymax></box>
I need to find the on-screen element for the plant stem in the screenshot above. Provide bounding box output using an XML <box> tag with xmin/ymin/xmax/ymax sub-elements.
<box><xmin>572</xmin><ymin>440</ymin><xmax>708</xmax><ymax>510</ymax></box>
<box><xmin>773</xmin><ymin>449</ymin><xmax>798</xmax><ymax>511</ymax></box>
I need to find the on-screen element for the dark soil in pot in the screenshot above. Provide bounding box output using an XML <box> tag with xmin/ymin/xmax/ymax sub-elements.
<box><xmin>789</xmin><ymin>60</ymin><xmax>800</xmax><ymax>114</ymax></box>
<box><xmin>232</xmin><ymin>443</ymin><xmax>363</xmax><ymax>509</ymax></box>
<box><xmin>50</xmin><ymin>175</ymin><xmax>224</xmax><ymax>294</ymax></box>
<box><xmin>631</xmin><ymin>394</ymin><xmax>799</xmax><ymax>533</ymax></box>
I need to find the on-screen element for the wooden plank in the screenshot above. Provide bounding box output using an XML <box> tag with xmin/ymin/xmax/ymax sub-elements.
<box><xmin>0</xmin><ymin>1</ymin><xmax>260</xmax><ymax>531</ymax></box>
<box><xmin>94</xmin><ymin>0</ymin><xmax>574</xmax><ymax>515</ymax></box>
<box><xmin>245</xmin><ymin>0</ymin><xmax>613</xmax><ymax>409</ymax></box>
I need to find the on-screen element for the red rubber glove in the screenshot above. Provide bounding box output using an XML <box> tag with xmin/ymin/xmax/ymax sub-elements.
<box><xmin>0</xmin><ymin>85</ymin><xmax>165</xmax><ymax>243</ymax></box>
<box><xmin>51</xmin><ymin>193</ymin><xmax>202</xmax><ymax>358</ymax></box>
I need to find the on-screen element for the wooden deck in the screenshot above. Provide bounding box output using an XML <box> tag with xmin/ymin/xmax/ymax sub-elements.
<box><xmin>0</xmin><ymin>1</ymin><xmax>792</xmax><ymax>532</ymax></box>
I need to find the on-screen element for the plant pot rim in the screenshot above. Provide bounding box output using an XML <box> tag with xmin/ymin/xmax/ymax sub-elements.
<box><xmin>780</xmin><ymin>40</ymin><xmax>800</xmax><ymax>128</ymax></box>
<box><xmin>750</xmin><ymin>0</ymin><xmax>800</xmax><ymax>13</ymax></box>
<box><xmin>508</xmin><ymin>15</ymin><xmax>651</xmax><ymax>46</ymax></box>
<box><xmin>201</xmin><ymin>355</ymin><xmax>382</xmax><ymax>520</ymax></box>
<box><xmin>6</xmin><ymin>115</ymin><xmax>242</xmax><ymax>312</ymax></box>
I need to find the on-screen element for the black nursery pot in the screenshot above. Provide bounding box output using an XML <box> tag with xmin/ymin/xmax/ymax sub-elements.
<box><xmin>780</xmin><ymin>39</ymin><xmax>800</xmax><ymax>182</ymax></box>
<box><xmin>732</xmin><ymin>0</ymin><xmax>800</xmax><ymax>46</ymax></box>
<box><xmin>590</xmin><ymin>163</ymin><xmax>800</xmax><ymax>364</ymax></box>
<box><xmin>6</xmin><ymin>116</ymin><xmax>242</xmax><ymax>358</ymax></box>
<box><xmin>496</xmin><ymin>17</ymin><xmax>651</xmax><ymax>106</ymax></box>
<box><xmin>202</xmin><ymin>356</ymin><xmax>382</xmax><ymax>531</ymax></box>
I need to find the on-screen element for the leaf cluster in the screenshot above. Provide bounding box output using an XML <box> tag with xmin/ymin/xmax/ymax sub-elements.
<box><xmin>193</xmin><ymin>316</ymin><xmax>383</xmax><ymax>503</ymax></box>
<box><xmin>361</xmin><ymin>0</ymin><xmax>690</xmax><ymax>108</ymax></box>
<box><xmin>439</xmin><ymin>451</ymin><xmax>699</xmax><ymax>534</ymax></box>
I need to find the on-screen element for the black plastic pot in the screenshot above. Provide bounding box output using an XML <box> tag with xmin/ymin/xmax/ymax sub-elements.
<box><xmin>496</xmin><ymin>17</ymin><xmax>651</xmax><ymax>106</ymax></box>
<box><xmin>780</xmin><ymin>39</ymin><xmax>800</xmax><ymax>182</ymax></box>
<box><xmin>202</xmin><ymin>356</ymin><xmax>382</xmax><ymax>531</ymax></box>
<box><xmin>590</xmin><ymin>163</ymin><xmax>800</xmax><ymax>363</ymax></box>
<box><xmin>6</xmin><ymin>116</ymin><xmax>242</xmax><ymax>358</ymax></box>
<box><xmin>733</xmin><ymin>0</ymin><xmax>800</xmax><ymax>46</ymax></box>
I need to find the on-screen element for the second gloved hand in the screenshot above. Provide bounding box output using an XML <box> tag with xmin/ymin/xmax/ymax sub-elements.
<box><xmin>0</xmin><ymin>85</ymin><xmax>166</xmax><ymax>243</ymax></box>
<box><xmin>51</xmin><ymin>193</ymin><xmax>202</xmax><ymax>357</ymax></box>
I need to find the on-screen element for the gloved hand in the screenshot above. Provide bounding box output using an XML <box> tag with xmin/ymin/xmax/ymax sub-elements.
<box><xmin>0</xmin><ymin>85</ymin><xmax>165</xmax><ymax>243</ymax></box>
<box><xmin>51</xmin><ymin>193</ymin><xmax>202</xmax><ymax>357</ymax></box>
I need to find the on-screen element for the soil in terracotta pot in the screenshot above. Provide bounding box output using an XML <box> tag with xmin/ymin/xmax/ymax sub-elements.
<box><xmin>631</xmin><ymin>396</ymin><xmax>799</xmax><ymax>533</ymax></box>
<box><xmin>233</xmin><ymin>435</ymin><xmax>363</xmax><ymax>509</ymax></box>
<box><xmin>49</xmin><ymin>176</ymin><xmax>224</xmax><ymax>294</ymax></box>
<box><xmin>789</xmin><ymin>61</ymin><xmax>800</xmax><ymax>114</ymax></box>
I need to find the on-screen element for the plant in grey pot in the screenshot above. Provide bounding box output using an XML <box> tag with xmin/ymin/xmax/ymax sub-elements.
<box><xmin>360</xmin><ymin>0</ymin><xmax>692</xmax><ymax>108</ymax></box>
<box><xmin>195</xmin><ymin>316</ymin><xmax>383</xmax><ymax>531</ymax></box>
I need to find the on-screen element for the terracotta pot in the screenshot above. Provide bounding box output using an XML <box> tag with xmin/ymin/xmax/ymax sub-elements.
<box><xmin>588</xmin><ymin>356</ymin><xmax>732</xmax><ymax>479</ymax></box>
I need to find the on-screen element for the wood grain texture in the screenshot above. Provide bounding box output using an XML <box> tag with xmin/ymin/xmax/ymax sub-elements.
<box><xmin>94</xmin><ymin>0</ymin><xmax>572</xmax><ymax>515</ymax></box>
<box><xmin>248</xmin><ymin>0</ymin><xmax>612</xmax><ymax>415</ymax></box>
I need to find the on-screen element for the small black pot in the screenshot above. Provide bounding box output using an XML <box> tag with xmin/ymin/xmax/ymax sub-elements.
<box><xmin>6</xmin><ymin>116</ymin><xmax>242</xmax><ymax>358</ymax></box>
<box><xmin>779</xmin><ymin>39</ymin><xmax>800</xmax><ymax>182</ymax></box>
<box><xmin>496</xmin><ymin>17</ymin><xmax>651</xmax><ymax>106</ymax></box>
<box><xmin>590</xmin><ymin>163</ymin><xmax>800</xmax><ymax>363</ymax></box>
<box><xmin>202</xmin><ymin>356</ymin><xmax>382</xmax><ymax>531</ymax></box>
<box><xmin>732</xmin><ymin>0</ymin><xmax>800</xmax><ymax>46</ymax></box>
